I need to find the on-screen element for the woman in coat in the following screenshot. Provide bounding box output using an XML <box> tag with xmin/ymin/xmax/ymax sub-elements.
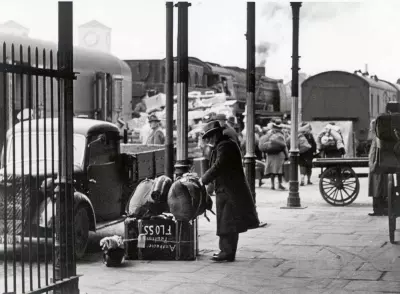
<box><xmin>200</xmin><ymin>121</ymin><xmax>260</xmax><ymax>262</ymax></box>
<box><xmin>299</xmin><ymin>122</ymin><xmax>317</xmax><ymax>186</ymax></box>
<box><xmin>368</xmin><ymin>118</ymin><xmax>389</xmax><ymax>216</ymax></box>
<box><xmin>264</xmin><ymin>119</ymin><xmax>289</xmax><ymax>190</ymax></box>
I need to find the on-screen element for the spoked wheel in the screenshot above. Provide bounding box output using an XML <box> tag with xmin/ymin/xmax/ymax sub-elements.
<box><xmin>319</xmin><ymin>166</ymin><xmax>360</xmax><ymax>206</ymax></box>
<box><xmin>75</xmin><ymin>205</ymin><xmax>90</xmax><ymax>259</ymax></box>
<box><xmin>388</xmin><ymin>174</ymin><xmax>397</xmax><ymax>244</ymax></box>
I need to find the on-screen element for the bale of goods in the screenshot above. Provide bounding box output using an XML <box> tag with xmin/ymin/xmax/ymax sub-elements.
<box><xmin>127</xmin><ymin>175</ymin><xmax>172</xmax><ymax>218</ymax></box>
<box><xmin>167</xmin><ymin>173</ymin><xmax>213</xmax><ymax>222</ymax></box>
<box><xmin>258</xmin><ymin>131</ymin><xmax>286</xmax><ymax>154</ymax></box>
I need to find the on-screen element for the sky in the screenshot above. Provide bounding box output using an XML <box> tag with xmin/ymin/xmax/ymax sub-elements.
<box><xmin>0</xmin><ymin>0</ymin><xmax>398</xmax><ymax>83</ymax></box>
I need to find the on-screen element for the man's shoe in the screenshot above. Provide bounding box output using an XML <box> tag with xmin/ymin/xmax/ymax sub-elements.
<box><xmin>211</xmin><ymin>252</ymin><xmax>235</xmax><ymax>262</ymax></box>
<box><xmin>212</xmin><ymin>251</ymin><xmax>222</xmax><ymax>257</ymax></box>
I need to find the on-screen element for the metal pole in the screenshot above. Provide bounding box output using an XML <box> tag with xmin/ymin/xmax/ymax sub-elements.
<box><xmin>56</xmin><ymin>2</ymin><xmax>79</xmax><ymax>293</ymax></box>
<box><xmin>165</xmin><ymin>2</ymin><xmax>174</xmax><ymax>179</ymax></box>
<box><xmin>285</xmin><ymin>2</ymin><xmax>305</xmax><ymax>209</ymax></box>
<box><xmin>244</xmin><ymin>2</ymin><xmax>256</xmax><ymax>202</ymax></box>
<box><xmin>174</xmin><ymin>2</ymin><xmax>191</xmax><ymax>178</ymax></box>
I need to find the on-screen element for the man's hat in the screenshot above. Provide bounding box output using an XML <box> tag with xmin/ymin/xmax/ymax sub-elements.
<box><xmin>202</xmin><ymin>121</ymin><xmax>222</xmax><ymax>139</ymax></box>
<box><xmin>148</xmin><ymin>114</ymin><xmax>160</xmax><ymax>122</ymax></box>
<box><xmin>215</xmin><ymin>113</ymin><xmax>227</xmax><ymax>121</ymax></box>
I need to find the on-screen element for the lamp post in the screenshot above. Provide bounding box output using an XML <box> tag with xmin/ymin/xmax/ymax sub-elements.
<box><xmin>282</xmin><ymin>2</ymin><xmax>306</xmax><ymax>209</ymax></box>
<box><xmin>244</xmin><ymin>2</ymin><xmax>256</xmax><ymax>203</ymax></box>
<box><xmin>174</xmin><ymin>2</ymin><xmax>191</xmax><ymax>178</ymax></box>
<box><xmin>165</xmin><ymin>2</ymin><xmax>174</xmax><ymax>179</ymax></box>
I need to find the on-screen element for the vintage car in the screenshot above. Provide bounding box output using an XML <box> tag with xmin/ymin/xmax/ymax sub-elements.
<box><xmin>0</xmin><ymin>118</ymin><xmax>165</xmax><ymax>258</ymax></box>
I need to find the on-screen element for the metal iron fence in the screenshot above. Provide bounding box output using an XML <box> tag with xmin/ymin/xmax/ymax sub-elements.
<box><xmin>1</xmin><ymin>3</ymin><xmax>78</xmax><ymax>294</ymax></box>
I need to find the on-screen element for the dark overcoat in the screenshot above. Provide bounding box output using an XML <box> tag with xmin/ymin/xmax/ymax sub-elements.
<box><xmin>201</xmin><ymin>135</ymin><xmax>260</xmax><ymax>236</ymax></box>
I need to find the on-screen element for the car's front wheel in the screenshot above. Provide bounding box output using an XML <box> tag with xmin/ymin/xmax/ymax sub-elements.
<box><xmin>74</xmin><ymin>205</ymin><xmax>89</xmax><ymax>259</ymax></box>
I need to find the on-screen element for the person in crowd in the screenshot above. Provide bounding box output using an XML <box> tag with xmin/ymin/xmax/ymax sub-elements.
<box><xmin>368</xmin><ymin>118</ymin><xmax>389</xmax><ymax>216</ymax></box>
<box><xmin>116</xmin><ymin>118</ymin><xmax>128</xmax><ymax>138</ymax></box>
<box><xmin>264</xmin><ymin>119</ymin><xmax>288</xmax><ymax>190</ymax></box>
<box><xmin>368</xmin><ymin>102</ymin><xmax>400</xmax><ymax>216</ymax></box>
<box><xmin>227</xmin><ymin>116</ymin><xmax>238</xmax><ymax>133</ymax></box>
<box><xmin>200</xmin><ymin>121</ymin><xmax>260</xmax><ymax>262</ymax></box>
<box><xmin>298</xmin><ymin>122</ymin><xmax>317</xmax><ymax>186</ymax></box>
<box><xmin>132</xmin><ymin>95</ymin><xmax>147</xmax><ymax>118</ymax></box>
<box><xmin>145</xmin><ymin>114</ymin><xmax>165</xmax><ymax>145</ymax></box>
<box><xmin>215</xmin><ymin>113</ymin><xmax>240</xmax><ymax>145</ymax></box>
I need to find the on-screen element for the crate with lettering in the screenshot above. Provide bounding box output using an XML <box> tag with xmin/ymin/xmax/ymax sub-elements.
<box><xmin>124</xmin><ymin>214</ymin><xmax>197</xmax><ymax>260</ymax></box>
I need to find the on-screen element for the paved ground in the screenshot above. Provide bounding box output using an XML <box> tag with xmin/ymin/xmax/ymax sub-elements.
<box><xmin>76</xmin><ymin>169</ymin><xmax>400</xmax><ymax>294</ymax></box>
<box><xmin>1</xmin><ymin>168</ymin><xmax>400</xmax><ymax>293</ymax></box>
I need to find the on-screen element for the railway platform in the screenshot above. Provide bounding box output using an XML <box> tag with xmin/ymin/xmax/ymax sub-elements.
<box><xmin>73</xmin><ymin>174</ymin><xmax>400</xmax><ymax>294</ymax></box>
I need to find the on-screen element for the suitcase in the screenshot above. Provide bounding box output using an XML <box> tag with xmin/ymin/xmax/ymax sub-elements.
<box><xmin>124</xmin><ymin>215</ymin><xmax>197</xmax><ymax>260</ymax></box>
<box><xmin>283</xmin><ymin>160</ymin><xmax>290</xmax><ymax>182</ymax></box>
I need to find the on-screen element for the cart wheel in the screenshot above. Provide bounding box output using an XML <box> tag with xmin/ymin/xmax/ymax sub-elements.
<box><xmin>319</xmin><ymin>166</ymin><xmax>360</xmax><ymax>206</ymax></box>
<box><xmin>388</xmin><ymin>175</ymin><xmax>396</xmax><ymax>244</ymax></box>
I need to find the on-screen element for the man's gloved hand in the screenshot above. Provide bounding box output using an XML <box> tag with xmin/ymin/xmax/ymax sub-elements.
<box><xmin>339</xmin><ymin>148</ymin><xmax>346</xmax><ymax>155</ymax></box>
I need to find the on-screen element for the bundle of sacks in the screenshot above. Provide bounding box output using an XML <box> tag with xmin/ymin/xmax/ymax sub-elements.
<box><xmin>317</xmin><ymin>123</ymin><xmax>345</xmax><ymax>155</ymax></box>
<box><xmin>168</xmin><ymin>173</ymin><xmax>214</xmax><ymax>221</ymax></box>
<box><xmin>286</xmin><ymin>122</ymin><xmax>312</xmax><ymax>154</ymax></box>
<box><xmin>258</xmin><ymin>125</ymin><xmax>287</xmax><ymax>154</ymax></box>
<box><xmin>126</xmin><ymin>173</ymin><xmax>214</xmax><ymax>222</ymax></box>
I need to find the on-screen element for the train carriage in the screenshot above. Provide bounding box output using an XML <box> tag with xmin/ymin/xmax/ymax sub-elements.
<box><xmin>301</xmin><ymin>70</ymin><xmax>400</xmax><ymax>207</ymax></box>
<box><xmin>0</xmin><ymin>32</ymin><xmax>132</xmax><ymax>150</ymax></box>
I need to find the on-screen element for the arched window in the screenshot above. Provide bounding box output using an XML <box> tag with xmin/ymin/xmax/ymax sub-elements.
<box><xmin>188</xmin><ymin>73</ymin><xmax>192</xmax><ymax>86</ymax></box>
<box><xmin>203</xmin><ymin>74</ymin><xmax>207</xmax><ymax>87</ymax></box>
<box><xmin>194</xmin><ymin>72</ymin><xmax>199</xmax><ymax>86</ymax></box>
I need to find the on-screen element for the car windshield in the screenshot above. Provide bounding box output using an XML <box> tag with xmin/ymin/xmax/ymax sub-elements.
<box><xmin>5</xmin><ymin>132</ymin><xmax>86</xmax><ymax>167</ymax></box>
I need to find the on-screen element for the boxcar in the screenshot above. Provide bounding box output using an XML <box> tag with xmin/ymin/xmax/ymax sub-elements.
<box><xmin>0</xmin><ymin>32</ymin><xmax>132</xmax><ymax>150</ymax></box>
<box><xmin>302</xmin><ymin>70</ymin><xmax>399</xmax><ymax>156</ymax></box>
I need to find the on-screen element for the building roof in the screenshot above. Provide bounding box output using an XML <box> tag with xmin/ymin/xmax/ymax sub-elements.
<box><xmin>79</xmin><ymin>20</ymin><xmax>111</xmax><ymax>30</ymax></box>
<box><xmin>0</xmin><ymin>20</ymin><xmax>28</xmax><ymax>30</ymax></box>
<box><xmin>8</xmin><ymin>118</ymin><xmax>119</xmax><ymax>138</ymax></box>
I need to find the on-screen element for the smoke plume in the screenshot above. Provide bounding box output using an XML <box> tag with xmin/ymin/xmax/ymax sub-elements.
<box><xmin>256</xmin><ymin>41</ymin><xmax>273</xmax><ymax>66</ymax></box>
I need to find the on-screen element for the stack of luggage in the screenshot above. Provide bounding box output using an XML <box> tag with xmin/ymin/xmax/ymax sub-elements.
<box><xmin>317</xmin><ymin>123</ymin><xmax>345</xmax><ymax>157</ymax></box>
<box><xmin>124</xmin><ymin>173</ymin><xmax>213</xmax><ymax>261</ymax></box>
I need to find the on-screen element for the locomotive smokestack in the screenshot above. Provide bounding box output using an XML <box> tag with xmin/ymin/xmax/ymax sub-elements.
<box><xmin>255</xmin><ymin>66</ymin><xmax>265</xmax><ymax>77</ymax></box>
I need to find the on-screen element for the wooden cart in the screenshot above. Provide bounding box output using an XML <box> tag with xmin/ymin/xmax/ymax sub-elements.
<box><xmin>313</xmin><ymin>157</ymin><xmax>369</xmax><ymax>206</ymax></box>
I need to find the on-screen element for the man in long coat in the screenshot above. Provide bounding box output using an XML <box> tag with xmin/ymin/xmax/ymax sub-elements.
<box><xmin>200</xmin><ymin>121</ymin><xmax>260</xmax><ymax>262</ymax></box>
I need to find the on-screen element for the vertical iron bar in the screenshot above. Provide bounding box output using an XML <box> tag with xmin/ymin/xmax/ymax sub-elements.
<box><xmin>57</xmin><ymin>2</ymin><xmax>77</xmax><ymax>293</ymax></box>
<box><xmin>2</xmin><ymin>42</ymin><xmax>8</xmax><ymax>294</ymax></box>
<box><xmin>174</xmin><ymin>1</ymin><xmax>191</xmax><ymax>177</ymax></box>
<box><xmin>50</xmin><ymin>49</ymin><xmax>56</xmax><ymax>282</ymax></box>
<box><xmin>11</xmin><ymin>43</ymin><xmax>17</xmax><ymax>294</ymax></box>
<box><xmin>43</xmin><ymin>48</ymin><xmax>49</xmax><ymax>285</ymax></box>
<box><xmin>286</xmin><ymin>2</ymin><xmax>303</xmax><ymax>208</ymax></box>
<box><xmin>165</xmin><ymin>1</ymin><xmax>174</xmax><ymax>179</ymax></box>
<box><xmin>28</xmin><ymin>45</ymin><xmax>33</xmax><ymax>292</ymax></box>
<box><xmin>244</xmin><ymin>2</ymin><xmax>256</xmax><ymax>203</ymax></box>
<box><xmin>35</xmin><ymin>46</ymin><xmax>41</xmax><ymax>289</ymax></box>
<box><xmin>19</xmin><ymin>44</ymin><xmax>25</xmax><ymax>294</ymax></box>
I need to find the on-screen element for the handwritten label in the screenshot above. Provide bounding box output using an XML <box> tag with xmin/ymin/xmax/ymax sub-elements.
<box><xmin>143</xmin><ymin>224</ymin><xmax>172</xmax><ymax>236</ymax></box>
